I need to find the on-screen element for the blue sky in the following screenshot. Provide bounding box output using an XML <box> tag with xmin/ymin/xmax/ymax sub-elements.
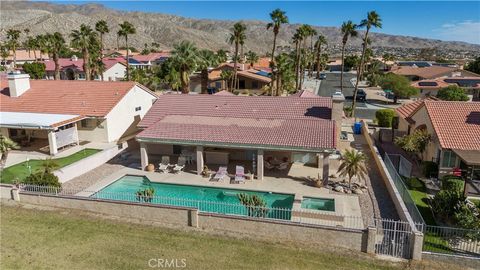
<box><xmin>51</xmin><ymin>1</ymin><xmax>480</xmax><ymax>44</ymax></box>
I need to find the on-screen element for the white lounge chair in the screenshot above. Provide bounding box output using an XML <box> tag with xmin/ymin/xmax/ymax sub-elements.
<box><xmin>211</xmin><ymin>166</ymin><xmax>228</xmax><ymax>182</ymax></box>
<box><xmin>158</xmin><ymin>156</ymin><xmax>171</xmax><ymax>173</ymax></box>
<box><xmin>233</xmin><ymin>165</ymin><xmax>245</xmax><ymax>184</ymax></box>
<box><xmin>265</xmin><ymin>161</ymin><xmax>275</xmax><ymax>170</ymax></box>
<box><xmin>277</xmin><ymin>162</ymin><xmax>289</xmax><ymax>170</ymax></box>
<box><xmin>172</xmin><ymin>156</ymin><xmax>186</xmax><ymax>173</ymax></box>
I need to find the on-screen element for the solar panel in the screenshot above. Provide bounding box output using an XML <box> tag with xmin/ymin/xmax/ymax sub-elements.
<box><xmin>418</xmin><ymin>82</ymin><xmax>438</xmax><ymax>87</ymax></box>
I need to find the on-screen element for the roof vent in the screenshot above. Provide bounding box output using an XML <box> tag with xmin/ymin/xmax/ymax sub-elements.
<box><xmin>7</xmin><ymin>71</ymin><xmax>30</xmax><ymax>97</ymax></box>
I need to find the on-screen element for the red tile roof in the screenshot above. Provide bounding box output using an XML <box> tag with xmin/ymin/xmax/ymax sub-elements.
<box><xmin>131</xmin><ymin>52</ymin><xmax>170</xmax><ymax>63</ymax></box>
<box><xmin>0</xmin><ymin>80</ymin><xmax>149</xmax><ymax>117</ymax></box>
<box><xmin>390</xmin><ymin>66</ymin><xmax>456</xmax><ymax>79</ymax></box>
<box><xmin>42</xmin><ymin>58</ymin><xmax>125</xmax><ymax>72</ymax></box>
<box><xmin>424</xmin><ymin>101</ymin><xmax>480</xmax><ymax>151</ymax></box>
<box><xmin>292</xmin><ymin>90</ymin><xmax>320</xmax><ymax>98</ymax></box>
<box><xmin>395</xmin><ymin>97</ymin><xmax>438</xmax><ymax>120</ymax></box>
<box><xmin>137</xmin><ymin>95</ymin><xmax>335</xmax><ymax>151</ymax></box>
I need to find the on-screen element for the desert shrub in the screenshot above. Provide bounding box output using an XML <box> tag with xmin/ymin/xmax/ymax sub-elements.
<box><xmin>375</xmin><ymin>109</ymin><xmax>395</xmax><ymax>127</ymax></box>
<box><xmin>421</xmin><ymin>161</ymin><xmax>438</xmax><ymax>178</ymax></box>
<box><xmin>23</xmin><ymin>172</ymin><xmax>61</xmax><ymax>187</ymax></box>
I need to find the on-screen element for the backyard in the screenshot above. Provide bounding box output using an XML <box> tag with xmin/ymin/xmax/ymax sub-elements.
<box><xmin>0</xmin><ymin>205</ymin><xmax>464</xmax><ymax>270</ymax></box>
<box><xmin>0</xmin><ymin>148</ymin><xmax>101</xmax><ymax>184</ymax></box>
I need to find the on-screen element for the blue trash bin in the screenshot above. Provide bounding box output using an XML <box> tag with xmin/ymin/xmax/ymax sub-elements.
<box><xmin>353</xmin><ymin>122</ymin><xmax>362</xmax><ymax>134</ymax></box>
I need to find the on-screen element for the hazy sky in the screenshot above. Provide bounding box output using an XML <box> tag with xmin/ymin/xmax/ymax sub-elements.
<box><xmin>51</xmin><ymin>1</ymin><xmax>480</xmax><ymax>44</ymax></box>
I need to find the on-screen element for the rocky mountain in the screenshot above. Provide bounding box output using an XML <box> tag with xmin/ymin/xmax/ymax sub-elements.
<box><xmin>1</xmin><ymin>1</ymin><xmax>479</xmax><ymax>54</ymax></box>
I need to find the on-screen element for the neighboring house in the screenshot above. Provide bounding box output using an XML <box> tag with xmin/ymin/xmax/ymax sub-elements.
<box><xmin>129</xmin><ymin>52</ymin><xmax>170</xmax><ymax>69</ymax></box>
<box><xmin>0</xmin><ymin>72</ymin><xmax>157</xmax><ymax>155</ymax></box>
<box><xmin>103</xmin><ymin>49</ymin><xmax>140</xmax><ymax>58</ymax></box>
<box><xmin>1</xmin><ymin>50</ymin><xmax>49</xmax><ymax>66</ymax></box>
<box><xmin>395</xmin><ymin>100</ymin><xmax>480</xmax><ymax>184</ymax></box>
<box><xmin>411</xmin><ymin>77</ymin><xmax>480</xmax><ymax>99</ymax></box>
<box><xmin>43</xmin><ymin>56</ymin><xmax>127</xmax><ymax>81</ymax></box>
<box><xmin>207</xmin><ymin>63</ymin><xmax>271</xmax><ymax>93</ymax></box>
<box><xmin>136</xmin><ymin>94</ymin><xmax>344</xmax><ymax>180</ymax></box>
<box><xmin>396</xmin><ymin>61</ymin><xmax>459</xmax><ymax>68</ymax></box>
<box><xmin>389</xmin><ymin>66</ymin><xmax>479</xmax><ymax>81</ymax></box>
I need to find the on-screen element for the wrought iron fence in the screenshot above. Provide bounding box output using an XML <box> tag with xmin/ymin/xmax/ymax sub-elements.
<box><xmin>423</xmin><ymin>225</ymin><xmax>480</xmax><ymax>257</ymax></box>
<box><xmin>374</xmin><ymin>218</ymin><xmax>413</xmax><ymax>258</ymax></box>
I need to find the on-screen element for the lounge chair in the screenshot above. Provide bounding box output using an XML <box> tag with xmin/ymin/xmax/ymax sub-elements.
<box><xmin>265</xmin><ymin>161</ymin><xmax>275</xmax><ymax>170</ymax></box>
<box><xmin>277</xmin><ymin>162</ymin><xmax>289</xmax><ymax>170</ymax></box>
<box><xmin>211</xmin><ymin>166</ymin><xmax>228</xmax><ymax>182</ymax></box>
<box><xmin>233</xmin><ymin>165</ymin><xmax>245</xmax><ymax>184</ymax></box>
<box><xmin>158</xmin><ymin>156</ymin><xmax>171</xmax><ymax>173</ymax></box>
<box><xmin>172</xmin><ymin>156</ymin><xmax>186</xmax><ymax>173</ymax></box>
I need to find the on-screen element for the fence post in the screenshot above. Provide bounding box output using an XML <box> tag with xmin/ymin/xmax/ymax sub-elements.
<box><xmin>188</xmin><ymin>209</ymin><xmax>199</xmax><ymax>228</ymax></box>
<box><xmin>11</xmin><ymin>187</ymin><xmax>20</xmax><ymax>201</ymax></box>
<box><xmin>366</xmin><ymin>226</ymin><xmax>377</xmax><ymax>254</ymax></box>
<box><xmin>410</xmin><ymin>231</ymin><xmax>424</xmax><ymax>260</ymax></box>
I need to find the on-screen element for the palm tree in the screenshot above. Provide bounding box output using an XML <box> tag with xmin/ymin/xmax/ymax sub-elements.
<box><xmin>118</xmin><ymin>21</ymin><xmax>136</xmax><ymax>80</ymax></box>
<box><xmin>95</xmin><ymin>20</ymin><xmax>109</xmax><ymax>55</ymax></box>
<box><xmin>245</xmin><ymin>50</ymin><xmax>259</xmax><ymax>67</ymax></box>
<box><xmin>228</xmin><ymin>22</ymin><xmax>246</xmax><ymax>91</ymax></box>
<box><xmin>267</xmin><ymin>8</ymin><xmax>288</xmax><ymax>92</ymax></box>
<box><xmin>6</xmin><ymin>29</ymin><xmax>21</xmax><ymax>68</ymax></box>
<box><xmin>314</xmin><ymin>35</ymin><xmax>327</xmax><ymax>79</ymax></box>
<box><xmin>274</xmin><ymin>53</ymin><xmax>294</xmax><ymax>96</ymax></box>
<box><xmin>198</xmin><ymin>49</ymin><xmax>219</xmax><ymax>94</ymax></box>
<box><xmin>382</xmin><ymin>53</ymin><xmax>395</xmax><ymax>71</ymax></box>
<box><xmin>292</xmin><ymin>31</ymin><xmax>302</xmax><ymax>91</ymax></box>
<box><xmin>216</xmin><ymin>49</ymin><xmax>228</xmax><ymax>63</ymax></box>
<box><xmin>220</xmin><ymin>69</ymin><xmax>233</xmax><ymax>91</ymax></box>
<box><xmin>307</xmin><ymin>28</ymin><xmax>318</xmax><ymax>78</ymax></box>
<box><xmin>337</xmin><ymin>149</ymin><xmax>368</xmax><ymax>189</ymax></box>
<box><xmin>0</xmin><ymin>43</ymin><xmax>9</xmax><ymax>66</ymax></box>
<box><xmin>171</xmin><ymin>41</ymin><xmax>199</xmax><ymax>94</ymax></box>
<box><xmin>351</xmin><ymin>11</ymin><xmax>382</xmax><ymax>115</ymax></box>
<box><xmin>39</xmin><ymin>158</ymin><xmax>60</xmax><ymax>174</ymax></box>
<box><xmin>43</xmin><ymin>32</ymin><xmax>66</xmax><ymax>80</ymax></box>
<box><xmin>0</xmin><ymin>135</ymin><xmax>19</xmax><ymax>170</ymax></box>
<box><xmin>340</xmin><ymin>21</ymin><xmax>358</xmax><ymax>92</ymax></box>
<box><xmin>70</xmin><ymin>24</ymin><xmax>98</xmax><ymax>81</ymax></box>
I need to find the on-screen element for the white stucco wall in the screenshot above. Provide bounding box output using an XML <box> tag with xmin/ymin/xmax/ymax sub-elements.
<box><xmin>105</xmin><ymin>85</ymin><xmax>157</xmax><ymax>142</ymax></box>
<box><xmin>77</xmin><ymin>118</ymin><xmax>109</xmax><ymax>142</ymax></box>
<box><xmin>103</xmin><ymin>63</ymin><xmax>126</xmax><ymax>81</ymax></box>
<box><xmin>409</xmin><ymin>106</ymin><xmax>441</xmax><ymax>162</ymax></box>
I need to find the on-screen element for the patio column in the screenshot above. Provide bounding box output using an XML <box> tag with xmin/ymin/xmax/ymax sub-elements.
<box><xmin>322</xmin><ymin>152</ymin><xmax>330</xmax><ymax>186</ymax></box>
<box><xmin>257</xmin><ymin>149</ymin><xmax>264</xmax><ymax>180</ymax></box>
<box><xmin>140</xmin><ymin>142</ymin><xmax>148</xmax><ymax>170</ymax></box>
<box><xmin>196</xmin><ymin>146</ymin><xmax>204</xmax><ymax>175</ymax></box>
<box><xmin>47</xmin><ymin>130</ymin><xmax>58</xmax><ymax>156</ymax></box>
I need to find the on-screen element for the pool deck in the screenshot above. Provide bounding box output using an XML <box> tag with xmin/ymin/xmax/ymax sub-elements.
<box><xmin>77</xmin><ymin>164</ymin><xmax>363</xmax><ymax>228</ymax></box>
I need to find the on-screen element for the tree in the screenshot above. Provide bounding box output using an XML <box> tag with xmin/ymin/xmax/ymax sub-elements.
<box><xmin>95</xmin><ymin>20</ymin><xmax>109</xmax><ymax>54</ymax></box>
<box><xmin>436</xmin><ymin>85</ymin><xmax>469</xmax><ymax>101</ymax></box>
<box><xmin>379</xmin><ymin>73</ymin><xmax>418</xmax><ymax>102</ymax></box>
<box><xmin>198</xmin><ymin>49</ymin><xmax>219</xmax><ymax>94</ymax></box>
<box><xmin>375</xmin><ymin>109</ymin><xmax>395</xmax><ymax>127</ymax></box>
<box><xmin>292</xmin><ymin>31</ymin><xmax>302</xmax><ymax>91</ymax></box>
<box><xmin>465</xmin><ymin>56</ymin><xmax>480</xmax><ymax>74</ymax></box>
<box><xmin>171</xmin><ymin>41</ymin><xmax>199</xmax><ymax>94</ymax></box>
<box><xmin>70</xmin><ymin>24</ymin><xmax>98</xmax><ymax>81</ymax></box>
<box><xmin>352</xmin><ymin>11</ymin><xmax>382</xmax><ymax>115</ymax></box>
<box><xmin>343</xmin><ymin>55</ymin><xmax>360</xmax><ymax>71</ymax></box>
<box><xmin>275</xmin><ymin>53</ymin><xmax>295</xmax><ymax>95</ymax></box>
<box><xmin>216</xmin><ymin>49</ymin><xmax>228</xmax><ymax>63</ymax></box>
<box><xmin>314</xmin><ymin>34</ymin><xmax>327</xmax><ymax>79</ymax></box>
<box><xmin>382</xmin><ymin>53</ymin><xmax>395</xmax><ymax>70</ymax></box>
<box><xmin>6</xmin><ymin>29</ymin><xmax>21</xmax><ymax>68</ymax></box>
<box><xmin>237</xmin><ymin>193</ymin><xmax>269</xmax><ymax>218</ymax></box>
<box><xmin>0</xmin><ymin>43</ymin><xmax>9</xmax><ymax>66</ymax></box>
<box><xmin>39</xmin><ymin>159</ymin><xmax>60</xmax><ymax>174</ymax></box>
<box><xmin>220</xmin><ymin>69</ymin><xmax>233</xmax><ymax>91</ymax></box>
<box><xmin>0</xmin><ymin>135</ymin><xmax>19</xmax><ymax>170</ymax></box>
<box><xmin>118</xmin><ymin>21</ymin><xmax>136</xmax><ymax>80</ymax></box>
<box><xmin>229</xmin><ymin>22</ymin><xmax>247</xmax><ymax>91</ymax></box>
<box><xmin>245</xmin><ymin>50</ymin><xmax>259</xmax><ymax>67</ymax></box>
<box><xmin>337</xmin><ymin>149</ymin><xmax>368</xmax><ymax>188</ymax></box>
<box><xmin>267</xmin><ymin>8</ymin><xmax>288</xmax><ymax>92</ymax></box>
<box><xmin>395</xmin><ymin>129</ymin><xmax>431</xmax><ymax>160</ymax></box>
<box><xmin>22</xmin><ymin>62</ymin><xmax>46</xmax><ymax>79</ymax></box>
<box><xmin>42</xmin><ymin>32</ymin><xmax>66</xmax><ymax>80</ymax></box>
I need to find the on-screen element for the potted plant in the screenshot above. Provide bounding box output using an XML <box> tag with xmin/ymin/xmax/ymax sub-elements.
<box><xmin>201</xmin><ymin>165</ymin><xmax>210</xmax><ymax>178</ymax></box>
<box><xmin>146</xmin><ymin>163</ymin><xmax>155</xmax><ymax>172</ymax></box>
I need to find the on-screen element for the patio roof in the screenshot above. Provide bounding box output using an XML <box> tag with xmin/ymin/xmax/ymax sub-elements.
<box><xmin>453</xmin><ymin>149</ymin><xmax>480</xmax><ymax>165</ymax></box>
<box><xmin>0</xmin><ymin>112</ymin><xmax>84</xmax><ymax>129</ymax></box>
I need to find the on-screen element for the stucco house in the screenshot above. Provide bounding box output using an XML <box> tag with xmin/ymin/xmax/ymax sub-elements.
<box><xmin>411</xmin><ymin>77</ymin><xmax>480</xmax><ymax>100</ymax></box>
<box><xmin>0</xmin><ymin>72</ymin><xmax>157</xmax><ymax>155</ymax></box>
<box><xmin>389</xmin><ymin>66</ymin><xmax>479</xmax><ymax>81</ymax></box>
<box><xmin>1</xmin><ymin>50</ymin><xmax>49</xmax><ymax>67</ymax></box>
<box><xmin>207</xmin><ymin>63</ymin><xmax>271</xmax><ymax>93</ymax></box>
<box><xmin>129</xmin><ymin>52</ymin><xmax>170</xmax><ymax>70</ymax></box>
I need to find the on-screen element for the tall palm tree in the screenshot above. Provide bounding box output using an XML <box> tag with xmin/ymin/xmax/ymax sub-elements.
<box><xmin>351</xmin><ymin>11</ymin><xmax>382</xmax><ymax>115</ymax></box>
<box><xmin>118</xmin><ymin>21</ymin><xmax>136</xmax><ymax>81</ymax></box>
<box><xmin>42</xmin><ymin>32</ymin><xmax>66</xmax><ymax>80</ymax></box>
<box><xmin>245</xmin><ymin>50</ymin><xmax>259</xmax><ymax>67</ymax></box>
<box><xmin>6</xmin><ymin>29</ymin><xmax>21</xmax><ymax>68</ymax></box>
<box><xmin>337</xmin><ymin>149</ymin><xmax>368</xmax><ymax>189</ymax></box>
<box><xmin>292</xmin><ymin>31</ymin><xmax>302</xmax><ymax>91</ymax></box>
<box><xmin>340</xmin><ymin>21</ymin><xmax>358</xmax><ymax>93</ymax></box>
<box><xmin>297</xmin><ymin>24</ymin><xmax>313</xmax><ymax>89</ymax></box>
<box><xmin>0</xmin><ymin>43</ymin><xmax>9</xmax><ymax>66</ymax></box>
<box><xmin>216</xmin><ymin>49</ymin><xmax>228</xmax><ymax>63</ymax></box>
<box><xmin>267</xmin><ymin>9</ymin><xmax>288</xmax><ymax>93</ymax></box>
<box><xmin>382</xmin><ymin>53</ymin><xmax>394</xmax><ymax>71</ymax></box>
<box><xmin>274</xmin><ymin>53</ymin><xmax>294</xmax><ymax>96</ymax></box>
<box><xmin>95</xmin><ymin>20</ymin><xmax>109</xmax><ymax>55</ymax></box>
<box><xmin>220</xmin><ymin>69</ymin><xmax>233</xmax><ymax>91</ymax></box>
<box><xmin>314</xmin><ymin>34</ymin><xmax>327</xmax><ymax>79</ymax></box>
<box><xmin>307</xmin><ymin>28</ymin><xmax>318</xmax><ymax>78</ymax></box>
<box><xmin>70</xmin><ymin>24</ymin><xmax>98</xmax><ymax>81</ymax></box>
<box><xmin>198</xmin><ymin>49</ymin><xmax>219</xmax><ymax>94</ymax></box>
<box><xmin>228</xmin><ymin>22</ymin><xmax>246</xmax><ymax>91</ymax></box>
<box><xmin>0</xmin><ymin>135</ymin><xmax>19</xmax><ymax>170</ymax></box>
<box><xmin>171</xmin><ymin>41</ymin><xmax>199</xmax><ymax>94</ymax></box>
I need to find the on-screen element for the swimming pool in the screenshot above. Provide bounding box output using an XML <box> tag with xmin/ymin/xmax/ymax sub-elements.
<box><xmin>301</xmin><ymin>197</ymin><xmax>335</xmax><ymax>212</ymax></box>
<box><xmin>93</xmin><ymin>175</ymin><xmax>295</xmax><ymax>219</ymax></box>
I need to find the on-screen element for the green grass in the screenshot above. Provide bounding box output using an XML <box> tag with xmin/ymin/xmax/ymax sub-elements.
<box><xmin>470</xmin><ymin>198</ymin><xmax>480</xmax><ymax>210</ymax></box>
<box><xmin>405</xmin><ymin>177</ymin><xmax>437</xmax><ymax>226</ymax></box>
<box><xmin>0</xmin><ymin>148</ymin><xmax>101</xmax><ymax>184</ymax></box>
<box><xmin>0</xmin><ymin>205</ymin><xmax>443</xmax><ymax>270</ymax></box>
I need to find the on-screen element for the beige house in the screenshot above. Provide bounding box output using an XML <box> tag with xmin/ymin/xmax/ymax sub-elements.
<box><xmin>208</xmin><ymin>63</ymin><xmax>271</xmax><ymax>93</ymax></box>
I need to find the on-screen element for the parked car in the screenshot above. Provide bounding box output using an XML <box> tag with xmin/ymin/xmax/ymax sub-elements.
<box><xmin>319</xmin><ymin>73</ymin><xmax>327</xmax><ymax>80</ymax></box>
<box><xmin>355</xmin><ymin>89</ymin><xmax>367</xmax><ymax>101</ymax></box>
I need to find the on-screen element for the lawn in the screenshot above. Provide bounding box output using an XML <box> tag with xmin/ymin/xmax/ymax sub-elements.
<box><xmin>404</xmin><ymin>177</ymin><xmax>436</xmax><ymax>225</ymax></box>
<box><xmin>0</xmin><ymin>148</ymin><xmax>101</xmax><ymax>184</ymax></box>
<box><xmin>0</xmin><ymin>205</ymin><xmax>455</xmax><ymax>270</ymax></box>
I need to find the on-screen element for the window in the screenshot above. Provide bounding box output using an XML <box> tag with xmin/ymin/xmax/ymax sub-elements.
<box><xmin>472</xmin><ymin>167</ymin><xmax>480</xmax><ymax>181</ymax></box>
<box><xmin>78</xmin><ymin>73</ymin><xmax>86</xmax><ymax>79</ymax></box>
<box><xmin>251</xmin><ymin>81</ymin><xmax>259</xmax><ymax>89</ymax></box>
<box><xmin>135</xmin><ymin>106</ymin><xmax>142</xmax><ymax>112</ymax></box>
<box><xmin>441</xmin><ymin>150</ymin><xmax>457</xmax><ymax>168</ymax></box>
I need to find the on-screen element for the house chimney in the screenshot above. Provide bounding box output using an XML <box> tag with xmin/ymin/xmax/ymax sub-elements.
<box><xmin>331</xmin><ymin>91</ymin><xmax>345</xmax><ymax>146</ymax></box>
<box><xmin>7</xmin><ymin>71</ymin><xmax>30</xmax><ymax>97</ymax></box>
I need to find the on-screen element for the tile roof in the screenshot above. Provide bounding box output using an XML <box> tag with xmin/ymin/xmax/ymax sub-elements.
<box><xmin>424</xmin><ymin>101</ymin><xmax>480</xmax><ymax>151</ymax></box>
<box><xmin>0</xmin><ymin>80</ymin><xmax>145</xmax><ymax>117</ymax></box>
<box><xmin>395</xmin><ymin>97</ymin><xmax>438</xmax><ymax>121</ymax></box>
<box><xmin>42</xmin><ymin>57</ymin><xmax>125</xmax><ymax>72</ymax></box>
<box><xmin>390</xmin><ymin>66</ymin><xmax>456</xmax><ymax>79</ymax></box>
<box><xmin>6</xmin><ymin>50</ymin><xmax>49</xmax><ymax>61</ymax></box>
<box><xmin>137</xmin><ymin>95</ymin><xmax>335</xmax><ymax>151</ymax></box>
<box><xmin>131</xmin><ymin>52</ymin><xmax>170</xmax><ymax>63</ymax></box>
<box><xmin>292</xmin><ymin>90</ymin><xmax>320</xmax><ymax>98</ymax></box>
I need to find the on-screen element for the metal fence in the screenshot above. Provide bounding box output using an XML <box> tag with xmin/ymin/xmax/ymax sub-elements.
<box><xmin>18</xmin><ymin>184</ymin><xmax>365</xmax><ymax>230</ymax></box>
<box><xmin>423</xmin><ymin>225</ymin><xmax>480</xmax><ymax>257</ymax></box>
<box><xmin>383</xmin><ymin>155</ymin><xmax>425</xmax><ymax>230</ymax></box>
<box><xmin>374</xmin><ymin>218</ymin><xmax>413</xmax><ymax>258</ymax></box>
<box><xmin>387</xmin><ymin>154</ymin><xmax>412</xmax><ymax>178</ymax></box>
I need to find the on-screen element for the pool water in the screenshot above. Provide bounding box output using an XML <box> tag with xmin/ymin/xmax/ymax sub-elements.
<box><xmin>94</xmin><ymin>175</ymin><xmax>294</xmax><ymax>219</ymax></box>
<box><xmin>301</xmin><ymin>197</ymin><xmax>335</xmax><ymax>211</ymax></box>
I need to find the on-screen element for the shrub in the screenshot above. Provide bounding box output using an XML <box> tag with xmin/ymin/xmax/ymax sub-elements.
<box><xmin>375</xmin><ymin>109</ymin><xmax>395</xmax><ymax>127</ymax></box>
<box><xmin>436</xmin><ymin>85</ymin><xmax>469</xmax><ymax>101</ymax></box>
<box><xmin>421</xmin><ymin>161</ymin><xmax>438</xmax><ymax>178</ymax></box>
<box><xmin>441</xmin><ymin>175</ymin><xmax>464</xmax><ymax>193</ymax></box>
<box><xmin>431</xmin><ymin>189</ymin><xmax>464</xmax><ymax>220</ymax></box>
<box><xmin>23</xmin><ymin>172</ymin><xmax>61</xmax><ymax>188</ymax></box>
<box><xmin>454</xmin><ymin>203</ymin><xmax>480</xmax><ymax>233</ymax></box>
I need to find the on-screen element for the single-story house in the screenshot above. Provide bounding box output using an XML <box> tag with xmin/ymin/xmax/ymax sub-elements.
<box><xmin>129</xmin><ymin>52</ymin><xmax>170</xmax><ymax>69</ymax></box>
<box><xmin>136</xmin><ymin>94</ymin><xmax>344</xmax><ymax>181</ymax></box>
<box><xmin>395</xmin><ymin>100</ymin><xmax>480</xmax><ymax>187</ymax></box>
<box><xmin>411</xmin><ymin>77</ymin><xmax>480</xmax><ymax>99</ymax></box>
<box><xmin>0</xmin><ymin>72</ymin><xmax>157</xmax><ymax>155</ymax></box>
<box><xmin>390</xmin><ymin>66</ymin><xmax>479</xmax><ymax>81</ymax></box>
<box><xmin>1</xmin><ymin>50</ymin><xmax>49</xmax><ymax>67</ymax></box>
<box><xmin>42</xmin><ymin>56</ymin><xmax>127</xmax><ymax>81</ymax></box>
<box><xmin>208</xmin><ymin>63</ymin><xmax>271</xmax><ymax>92</ymax></box>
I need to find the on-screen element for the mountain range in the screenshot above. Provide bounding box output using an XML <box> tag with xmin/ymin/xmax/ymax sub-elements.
<box><xmin>1</xmin><ymin>1</ymin><xmax>479</xmax><ymax>54</ymax></box>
